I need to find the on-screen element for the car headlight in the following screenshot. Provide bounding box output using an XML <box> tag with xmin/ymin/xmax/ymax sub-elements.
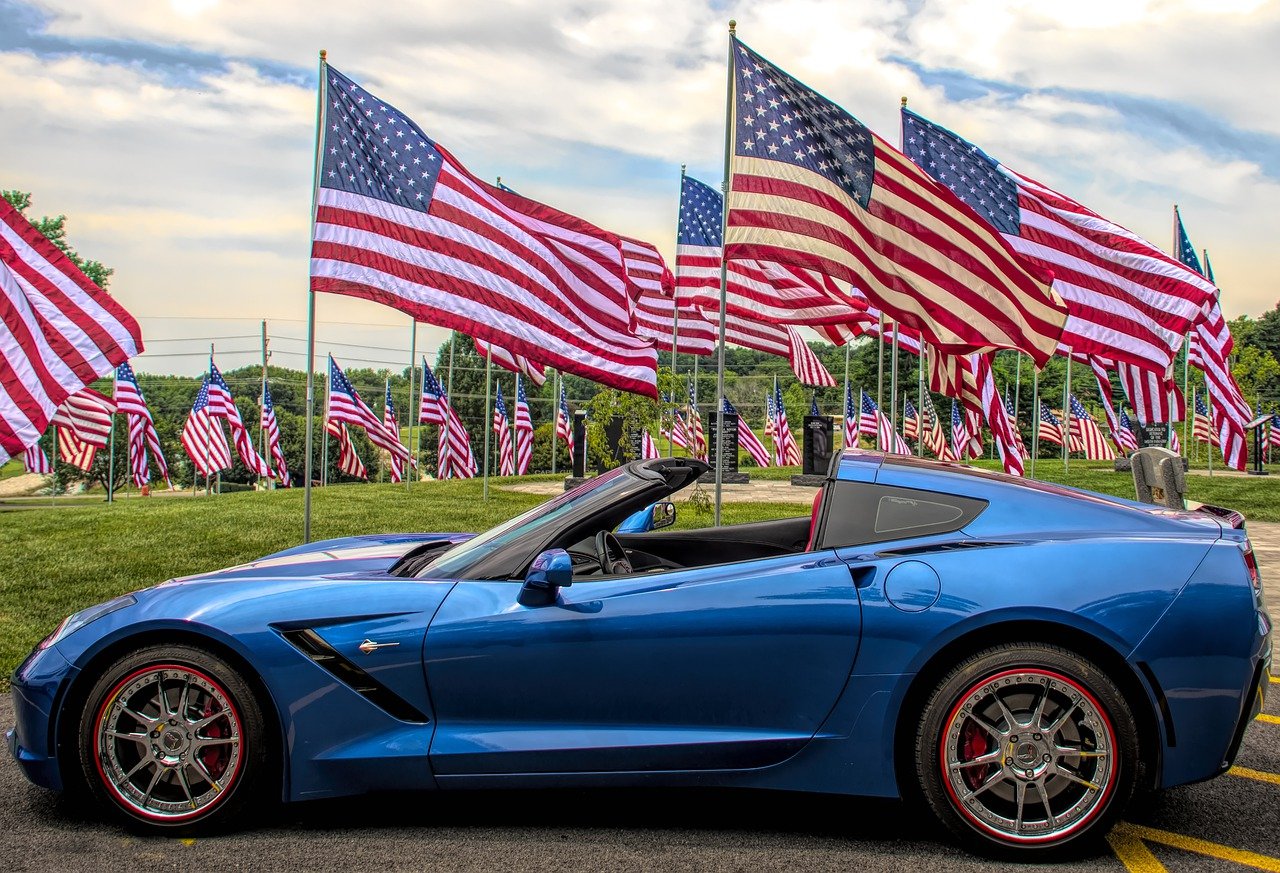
<box><xmin>37</xmin><ymin>594</ymin><xmax>136</xmax><ymax>651</ymax></box>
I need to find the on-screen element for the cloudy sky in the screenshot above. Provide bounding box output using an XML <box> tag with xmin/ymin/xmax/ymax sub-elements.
<box><xmin>3</xmin><ymin>0</ymin><xmax>1277</xmax><ymax>376</ymax></box>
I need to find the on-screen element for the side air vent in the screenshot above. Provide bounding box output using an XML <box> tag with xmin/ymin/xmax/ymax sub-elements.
<box><xmin>281</xmin><ymin>628</ymin><xmax>429</xmax><ymax>723</ymax></box>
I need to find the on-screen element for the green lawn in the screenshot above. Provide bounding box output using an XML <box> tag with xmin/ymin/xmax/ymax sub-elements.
<box><xmin>3</xmin><ymin>459</ymin><xmax>1276</xmax><ymax>688</ymax></box>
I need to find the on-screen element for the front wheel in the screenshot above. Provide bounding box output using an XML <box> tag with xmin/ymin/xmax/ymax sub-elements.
<box><xmin>914</xmin><ymin>643</ymin><xmax>1140</xmax><ymax>858</ymax></box>
<box><xmin>77</xmin><ymin>644</ymin><xmax>270</xmax><ymax>832</ymax></box>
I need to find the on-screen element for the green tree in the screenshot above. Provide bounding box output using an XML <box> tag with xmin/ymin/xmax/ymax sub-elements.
<box><xmin>1</xmin><ymin>190</ymin><xmax>114</xmax><ymax>289</ymax></box>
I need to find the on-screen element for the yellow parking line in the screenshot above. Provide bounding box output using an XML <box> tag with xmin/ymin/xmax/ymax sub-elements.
<box><xmin>1270</xmin><ymin>676</ymin><xmax>1278</xmax><ymax>685</ymax></box>
<box><xmin>1231</xmin><ymin>766</ymin><xmax>1280</xmax><ymax>787</ymax></box>
<box><xmin>1108</xmin><ymin>826</ymin><xmax>1167</xmax><ymax>872</ymax></box>
<box><xmin>1118</xmin><ymin>823</ymin><xmax>1280</xmax><ymax>872</ymax></box>
<box><xmin>1258</xmin><ymin>714</ymin><xmax>1280</xmax><ymax>725</ymax></box>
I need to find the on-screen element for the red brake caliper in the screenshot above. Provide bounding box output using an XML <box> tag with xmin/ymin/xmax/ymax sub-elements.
<box><xmin>198</xmin><ymin>697</ymin><xmax>228</xmax><ymax>782</ymax></box>
<box><xmin>959</xmin><ymin>719</ymin><xmax>991</xmax><ymax>790</ymax></box>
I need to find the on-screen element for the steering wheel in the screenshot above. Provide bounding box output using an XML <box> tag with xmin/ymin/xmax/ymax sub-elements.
<box><xmin>594</xmin><ymin>530</ymin><xmax>633</xmax><ymax>576</ymax></box>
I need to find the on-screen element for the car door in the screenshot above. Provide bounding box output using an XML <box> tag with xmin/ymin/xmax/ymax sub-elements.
<box><xmin>423</xmin><ymin>549</ymin><xmax>860</xmax><ymax>778</ymax></box>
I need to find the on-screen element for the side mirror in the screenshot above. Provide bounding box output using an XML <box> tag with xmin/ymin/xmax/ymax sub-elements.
<box><xmin>518</xmin><ymin>548</ymin><xmax>573</xmax><ymax>606</ymax></box>
<box><xmin>650</xmin><ymin>501</ymin><xmax>676</xmax><ymax>531</ymax></box>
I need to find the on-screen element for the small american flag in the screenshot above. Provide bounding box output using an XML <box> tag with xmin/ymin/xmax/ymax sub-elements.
<box><xmin>843</xmin><ymin>383</ymin><xmax>858</xmax><ymax>447</ymax></box>
<box><xmin>1069</xmin><ymin>394</ymin><xmax>1116</xmax><ymax>460</ymax></box>
<box><xmin>384</xmin><ymin>380</ymin><xmax>404</xmax><ymax>483</ymax></box>
<box><xmin>951</xmin><ymin>400</ymin><xmax>970</xmax><ymax>461</ymax></box>
<box><xmin>1037</xmin><ymin>401</ymin><xmax>1067</xmax><ymax>448</ymax></box>
<box><xmin>687</xmin><ymin>378</ymin><xmax>706</xmax><ymax>461</ymax></box>
<box><xmin>493</xmin><ymin>383</ymin><xmax>515</xmax><ymax>477</ymax></box>
<box><xmin>326</xmin><ymin>418</ymin><xmax>367</xmax><ymax>480</ymax></box>
<box><xmin>115</xmin><ymin>362</ymin><xmax>171</xmax><ymax>488</ymax></box>
<box><xmin>1091</xmin><ymin>359</ymin><xmax>1139</xmax><ymax>454</ymax></box>
<box><xmin>724</xmin><ymin>396</ymin><xmax>770</xmax><ymax>467</ymax></box>
<box><xmin>419</xmin><ymin>358</ymin><xmax>475</xmax><ymax>479</ymax></box>
<box><xmin>556</xmin><ymin>382</ymin><xmax>574</xmax><ymax>458</ymax></box>
<box><xmin>23</xmin><ymin>443</ymin><xmax>51</xmax><ymax>474</ymax></box>
<box><xmin>774</xmin><ymin>382</ymin><xmax>800</xmax><ymax>465</ymax></box>
<box><xmin>665</xmin><ymin>410</ymin><xmax>693</xmax><ymax>452</ymax></box>
<box><xmin>328</xmin><ymin>356</ymin><xmax>409</xmax><ymax>463</ymax></box>
<box><xmin>1192</xmin><ymin>391</ymin><xmax>1219</xmax><ymax>447</ymax></box>
<box><xmin>514</xmin><ymin>374</ymin><xmax>533</xmax><ymax>475</ymax></box>
<box><xmin>862</xmin><ymin>390</ymin><xmax>910</xmax><ymax>455</ymax></box>
<box><xmin>51</xmin><ymin>387</ymin><xmax>115</xmax><ymax>448</ymax></box>
<box><xmin>208</xmin><ymin>359</ymin><xmax>271</xmax><ymax>476</ymax></box>
<box><xmin>920</xmin><ymin>394</ymin><xmax>954</xmax><ymax>461</ymax></box>
<box><xmin>1115</xmin><ymin>404</ymin><xmax>1140</xmax><ymax>455</ymax></box>
<box><xmin>1267</xmin><ymin>410</ymin><xmax>1280</xmax><ymax>459</ymax></box>
<box><xmin>261</xmin><ymin>377</ymin><xmax>290</xmax><ymax>486</ymax></box>
<box><xmin>809</xmin><ymin>395</ymin><xmax>820</xmax><ymax>418</ymax></box>
<box><xmin>181</xmin><ymin>378</ymin><xmax>232</xmax><ymax>478</ymax></box>
<box><xmin>726</xmin><ymin>41</ymin><xmax>1065</xmax><ymax>365</ymax></box>
<box><xmin>903</xmin><ymin>397</ymin><xmax>920</xmax><ymax>441</ymax></box>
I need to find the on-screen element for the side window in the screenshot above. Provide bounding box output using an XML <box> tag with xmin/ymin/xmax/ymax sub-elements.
<box><xmin>818</xmin><ymin>481</ymin><xmax>987</xmax><ymax>549</ymax></box>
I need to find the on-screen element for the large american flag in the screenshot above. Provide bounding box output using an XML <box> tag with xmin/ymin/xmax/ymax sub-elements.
<box><xmin>556</xmin><ymin>381</ymin><xmax>574</xmax><ymax>458</ymax></box>
<box><xmin>115</xmin><ymin>362</ymin><xmax>171</xmax><ymax>488</ymax></box>
<box><xmin>1069</xmin><ymin>394</ymin><xmax>1116</xmax><ymax>461</ymax></box>
<box><xmin>181</xmin><ymin>378</ymin><xmax>232</xmax><ymax>478</ymax></box>
<box><xmin>514</xmin><ymin>374</ymin><xmax>533</xmax><ymax>475</ymax></box>
<box><xmin>492</xmin><ymin>383</ymin><xmax>515</xmax><ymax>477</ymax></box>
<box><xmin>474</xmin><ymin>337</ymin><xmax>547</xmax><ymax>388</ymax></box>
<box><xmin>723</xmin><ymin>396</ymin><xmax>770</xmax><ymax>467</ymax></box>
<box><xmin>384</xmin><ymin>380</ymin><xmax>404</xmax><ymax>483</ymax></box>
<box><xmin>23</xmin><ymin>443</ymin><xmax>51</xmax><ymax>474</ymax></box>
<box><xmin>725</xmin><ymin>40</ymin><xmax>1066</xmax><ymax>364</ymax></box>
<box><xmin>328</xmin><ymin>356</ymin><xmax>409</xmax><ymax>463</ymax></box>
<box><xmin>326</xmin><ymin>418</ymin><xmax>368</xmax><ymax>480</ymax></box>
<box><xmin>673</xmin><ymin>175</ymin><xmax>837</xmax><ymax>386</ymax></box>
<box><xmin>632</xmin><ymin>285</ymin><xmax>716</xmax><ymax>356</ymax></box>
<box><xmin>208</xmin><ymin>359</ymin><xmax>271</xmax><ymax>476</ymax></box>
<box><xmin>901</xmin><ymin>110</ymin><xmax>1215</xmax><ymax>406</ymax></box>
<box><xmin>311</xmin><ymin>66</ymin><xmax>657</xmax><ymax>396</ymax></box>
<box><xmin>51</xmin><ymin>387</ymin><xmax>116</xmax><ymax>472</ymax></box>
<box><xmin>0</xmin><ymin>199</ymin><xmax>143</xmax><ymax>465</ymax></box>
<box><xmin>773</xmin><ymin>382</ymin><xmax>800</xmax><ymax>465</ymax></box>
<box><xmin>261</xmin><ymin>377</ymin><xmax>290</xmax><ymax>487</ymax></box>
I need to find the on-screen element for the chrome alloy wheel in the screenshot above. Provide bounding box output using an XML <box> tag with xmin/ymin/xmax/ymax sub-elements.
<box><xmin>940</xmin><ymin>669</ymin><xmax>1116</xmax><ymax>844</ymax></box>
<box><xmin>93</xmin><ymin>665</ymin><xmax>243</xmax><ymax>822</ymax></box>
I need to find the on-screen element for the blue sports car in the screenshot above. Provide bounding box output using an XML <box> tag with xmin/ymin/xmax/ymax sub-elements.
<box><xmin>8</xmin><ymin>451</ymin><xmax>1272</xmax><ymax>857</ymax></box>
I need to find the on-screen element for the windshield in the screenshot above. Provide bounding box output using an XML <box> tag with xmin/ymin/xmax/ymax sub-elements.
<box><xmin>419</xmin><ymin>466</ymin><xmax>634</xmax><ymax>579</ymax></box>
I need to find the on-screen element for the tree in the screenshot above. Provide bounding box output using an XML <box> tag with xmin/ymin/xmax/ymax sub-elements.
<box><xmin>1</xmin><ymin>190</ymin><xmax>114</xmax><ymax>289</ymax></box>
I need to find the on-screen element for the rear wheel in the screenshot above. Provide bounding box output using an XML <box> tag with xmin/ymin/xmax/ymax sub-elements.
<box><xmin>915</xmin><ymin>643</ymin><xmax>1139</xmax><ymax>858</ymax></box>
<box><xmin>77</xmin><ymin>644</ymin><xmax>269</xmax><ymax>832</ymax></box>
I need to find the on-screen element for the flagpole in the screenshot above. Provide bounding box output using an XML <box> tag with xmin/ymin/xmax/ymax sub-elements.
<box><xmin>671</xmin><ymin>163</ymin><xmax>687</xmax><ymax>461</ymax></box>
<box><xmin>407</xmin><ymin>319</ymin><xmax>416</xmax><ymax>487</ymax></box>
<box><xmin>1030</xmin><ymin>366</ymin><xmax>1040</xmax><ymax>479</ymax></box>
<box><xmin>322</xmin><ymin>356</ymin><xmax>330</xmax><ymax>487</ymax></box>
<box><xmin>260</xmin><ymin>319</ymin><xmax>269</xmax><ymax>489</ymax></box>
<box><xmin>713</xmin><ymin>21</ymin><xmax>736</xmax><ymax>526</ymax></box>
<box><xmin>444</xmin><ymin>333</ymin><xmax>456</xmax><ymax>479</ymax></box>
<box><xmin>482</xmin><ymin>346</ymin><xmax>492</xmax><ymax>500</ymax></box>
<box><xmin>890</xmin><ymin>322</ymin><xmax>900</xmax><ymax>444</ymax></box>
<box><xmin>551</xmin><ymin>370</ymin><xmax>559</xmax><ymax>475</ymax></box>
<box><xmin>211</xmin><ymin>342</ymin><xmax>221</xmax><ymax>496</ymax></box>
<box><xmin>107</xmin><ymin>368</ymin><xmax>116</xmax><ymax>503</ymax></box>
<box><xmin>51</xmin><ymin>426</ymin><xmax>58</xmax><ymax>505</ymax></box>
<box><xmin>302</xmin><ymin>48</ymin><xmax>328</xmax><ymax>543</ymax></box>
<box><xmin>1013</xmin><ymin>352</ymin><xmax>1022</xmax><ymax>420</ymax></box>
<box><xmin>843</xmin><ymin>341</ymin><xmax>851</xmax><ymax>449</ymax></box>
<box><xmin>1063</xmin><ymin>352</ymin><xmax>1072</xmax><ymax>474</ymax></box>
<box><xmin>917</xmin><ymin>344</ymin><xmax>926</xmax><ymax>457</ymax></box>
<box><xmin>875</xmin><ymin>313</ymin><xmax>885</xmax><ymax>451</ymax></box>
<box><xmin>1206</xmin><ymin>389</ymin><xmax>1214</xmax><ymax>477</ymax></box>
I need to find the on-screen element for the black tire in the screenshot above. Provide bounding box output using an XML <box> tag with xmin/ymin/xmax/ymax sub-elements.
<box><xmin>76</xmin><ymin>644</ymin><xmax>270</xmax><ymax>833</ymax></box>
<box><xmin>914</xmin><ymin>642</ymin><xmax>1140</xmax><ymax>859</ymax></box>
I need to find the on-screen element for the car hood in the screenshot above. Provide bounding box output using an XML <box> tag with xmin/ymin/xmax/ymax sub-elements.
<box><xmin>165</xmin><ymin>533</ymin><xmax>476</xmax><ymax>584</ymax></box>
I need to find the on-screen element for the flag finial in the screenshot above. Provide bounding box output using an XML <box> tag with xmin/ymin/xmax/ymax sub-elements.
<box><xmin>901</xmin><ymin>96</ymin><xmax>908</xmax><ymax>108</ymax></box>
<box><xmin>729</xmin><ymin>19</ymin><xmax>736</xmax><ymax>33</ymax></box>
<box><xmin>319</xmin><ymin>49</ymin><xmax>327</xmax><ymax>61</ymax></box>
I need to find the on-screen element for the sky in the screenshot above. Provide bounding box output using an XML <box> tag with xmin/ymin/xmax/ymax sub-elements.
<box><xmin>3</xmin><ymin>0</ymin><xmax>1277</xmax><ymax>377</ymax></box>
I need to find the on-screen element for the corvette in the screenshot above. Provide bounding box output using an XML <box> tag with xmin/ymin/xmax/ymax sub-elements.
<box><xmin>8</xmin><ymin>451</ymin><xmax>1272</xmax><ymax>857</ymax></box>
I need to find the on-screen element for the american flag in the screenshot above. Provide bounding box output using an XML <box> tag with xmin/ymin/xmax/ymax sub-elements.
<box><xmin>514</xmin><ymin>374</ymin><xmax>533</xmax><ymax>475</ymax></box>
<box><xmin>492</xmin><ymin>383</ymin><xmax>515</xmax><ymax>476</ymax></box>
<box><xmin>765</xmin><ymin>390</ymin><xmax>780</xmax><ymax>463</ymax></box>
<box><xmin>326</xmin><ymin>418</ymin><xmax>367</xmax><ymax>480</ymax></box>
<box><xmin>920</xmin><ymin>393</ymin><xmax>955</xmax><ymax>461</ymax></box>
<box><xmin>1267</xmin><ymin>410</ymin><xmax>1280</xmax><ymax>459</ymax></box>
<box><xmin>1192</xmin><ymin>391</ymin><xmax>1219</xmax><ymax>447</ymax></box>
<box><xmin>384</xmin><ymin>380</ymin><xmax>404</xmax><ymax>483</ymax></box>
<box><xmin>951</xmin><ymin>400</ymin><xmax>972</xmax><ymax>461</ymax></box>
<box><xmin>677</xmin><ymin>174</ymin><xmax>867</xmax><ymax>327</ymax></box>
<box><xmin>115</xmin><ymin>362</ymin><xmax>171</xmax><ymax>488</ymax></box>
<box><xmin>474</xmin><ymin>337</ymin><xmax>547</xmax><ymax>388</ymax></box>
<box><xmin>903</xmin><ymin>397</ymin><xmax>920</xmax><ymax>441</ymax></box>
<box><xmin>862</xmin><ymin>390</ymin><xmax>910</xmax><ymax>455</ymax></box>
<box><xmin>724</xmin><ymin>396</ymin><xmax>770</xmax><ymax>467</ymax></box>
<box><xmin>1037</xmin><ymin>401</ymin><xmax>1067</xmax><ymax>449</ymax></box>
<box><xmin>809</xmin><ymin>395</ymin><xmax>820</xmax><ymax>417</ymax></box>
<box><xmin>901</xmin><ymin>110</ymin><xmax>1214</xmax><ymax>420</ymax></box>
<box><xmin>687</xmin><ymin>378</ymin><xmax>707</xmax><ymax>460</ymax></box>
<box><xmin>631</xmin><ymin>284</ymin><xmax>716</xmax><ymax>356</ymax></box>
<box><xmin>261</xmin><ymin>378</ymin><xmax>290</xmax><ymax>487</ymax></box>
<box><xmin>328</xmin><ymin>356</ymin><xmax>409</xmax><ymax>463</ymax></box>
<box><xmin>774</xmin><ymin>382</ymin><xmax>801</xmax><ymax>465</ymax></box>
<box><xmin>23</xmin><ymin>443</ymin><xmax>51</xmax><ymax>474</ymax></box>
<box><xmin>181</xmin><ymin>377</ymin><xmax>232</xmax><ymax>478</ymax></box>
<box><xmin>1069</xmin><ymin>394</ymin><xmax>1116</xmax><ymax>460</ymax></box>
<box><xmin>665</xmin><ymin>410</ymin><xmax>693</xmax><ymax>452</ymax></box>
<box><xmin>1115</xmin><ymin>361</ymin><xmax>1183</xmax><ymax>426</ymax></box>
<box><xmin>311</xmin><ymin>66</ymin><xmax>657</xmax><ymax>397</ymax></box>
<box><xmin>58</xmin><ymin>429</ymin><xmax>97</xmax><ymax>471</ymax></box>
<box><xmin>620</xmin><ymin>234</ymin><xmax>674</xmax><ymax>299</ymax></box>
<box><xmin>1181</xmin><ymin>229</ymin><xmax>1249</xmax><ymax>470</ymax></box>
<box><xmin>0</xmin><ymin>199</ymin><xmax>143</xmax><ymax>465</ymax></box>
<box><xmin>1115</xmin><ymin>404</ymin><xmax>1140</xmax><ymax>454</ymax></box>
<box><xmin>1001</xmin><ymin>388</ymin><xmax>1027</xmax><ymax>458</ymax></box>
<box><xmin>1091</xmin><ymin>359</ymin><xmax>1139</xmax><ymax>454</ymax></box>
<box><xmin>967</xmin><ymin>354</ymin><xmax>1023</xmax><ymax>474</ymax></box>
<box><xmin>419</xmin><ymin>356</ymin><xmax>474</xmax><ymax>478</ymax></box>
<box><xmin>640</xmin><ymin>428</ymin><xmax>661</xmax><ymax>460</ymax></box>
<box><xmin>556</xmin><ymin>381</ymin><xmax>575</xmax><ymax>459</ymax></box>
<box><xmin>51</xmin><ymin>386</ymin><xmax>115</xmax><ymax>449</ymax></box>
<box><xmin>673</xmin><ymin>175</ymin><xmax>837</xmax><ymax>386</ymax></box>
<box><xmin>419</xmin><ymin>356</ymin><xmax>447</xmax><ymax>426</ymax></box>
<box><xmin>726</xmin><ymin>41</ymin><xmax>1065</xmax><ymax>365</ymax></box>
<box><xmin>208</xmin><ymin>359</ymin><xmax>271</xmax><ymax>476</ymax></box>
<box><xmin>843</xmin><ymin>382</ymin><xmax>858</xmax><ymax>447</ymax></box>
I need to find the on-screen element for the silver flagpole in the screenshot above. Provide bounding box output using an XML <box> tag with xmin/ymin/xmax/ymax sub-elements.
<box><xmin>482</xmin><ymin>346</ymin><xmax>492</xmax><ymax>500</ymax></box>
<box><xmin>302</xmin><ymin>49</ymin><xmax>329</xmax><ymax>543</ymax></box>
<box><xmin>713</xmin><ymin>20</ymin><xmax>736</xmax><ymax>526</ymax></box>
<box><xmin>107</xmin><ymin>367</ymin><xmax>116</xmax><ymax>503</ymax></box>
<box><xmin>51</xmin><ymin>426</ymin><xmax>58</xmax><ymax>505</ymax></box>
<box><xmin>550</xmin><ymin>371</ymin><xmax>558</xmax><ymax>475</ymax></box>
<box><xmin>1063</xmin><ymin>352</ymin><xmax>1072</xmax><ymax>474</ymax></box>
<box><xmin>1182</xmin><ymin>334</ymin><xmax>1191</xmax><ymax>455</ymax></box>
<box><xmin>917</xmin><ymin>344</ymin><xmax>925</xmax><ymax>457</ymax></box>
<box><xmin>443</xmin><ymin>334</ymin><xmax>455</xmax><ymax>479</ymax></box>
<box><xmin>321</xmin><ymin>357</ymin><xmax>329</xmax><ymax>487</ymax></box>
<box><xmin>670</xmin><ymin>167</ymin><xmax>686</xmax><ymax>459</ymax></box>
<box><xmin>843</xmin><ymin>341</ymin><xmax>851</xmax><ymax>448</ymax></box>
<box><xmin>890</xmin><ymin>322</ymin><xmax>900</xmax><ymax>446</ymax></box>
<box><xmin>211</xmin><ymin>342</ymin><xmax>220</xmax><ymax>496</ymax></box>
<box><xmin>875</xmin><ymin>313</ymin><xmax>885</xmax><ymax>451</ymax></box>
<box><xmin>1030</xmin><ymin>366</ymin><xmax>1039</xmax><ymax>479</ymax></box>
<box><xmin>1206</xmin><ymin>389</ymin><xmax>1214</xmax><ymax>477</ymax></box>
<box><xmin>406</xmin><ymin>320</ymin><xmax>416</xmax><ymax>486</ymax></box>
<box><xmin>1013</xmin><ymin>352</ymin><xmax>1022</xmax><ymax>420</ymax></box>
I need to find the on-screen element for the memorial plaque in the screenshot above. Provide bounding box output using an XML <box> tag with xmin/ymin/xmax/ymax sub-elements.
<box><xmin>627</xmin><ymin>425</ymin><xmax>646</xmax><ymax>460</ymax></box>
<box><xmin>702</xmin><ymin>412</ymin><xmax>749</xmax><ymax>483</ymax></box>
<box><xmin>1136</xmin><ymin>422</ymin><xmax>1169</xmax><ymax>449</ymax></box>
<box><xmin>803</xmin><ymin>415</ymin><xmax>834</xmax><ymax>476</ymax></box>
<box><xmin>572</xmin><ymin>410</ymin><xmax>587</xmax><ymax>478</ymax></box>
<box><xmin>600</xmin><ymin>415</ymin><xmax>625</xmax><ymax>472</ymax></box>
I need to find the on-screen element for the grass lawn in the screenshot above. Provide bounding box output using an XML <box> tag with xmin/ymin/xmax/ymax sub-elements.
<box><xmin>2</xmin><ymin>457</ymin><xmax>1276</xmax><ymax>688</ymax></box>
